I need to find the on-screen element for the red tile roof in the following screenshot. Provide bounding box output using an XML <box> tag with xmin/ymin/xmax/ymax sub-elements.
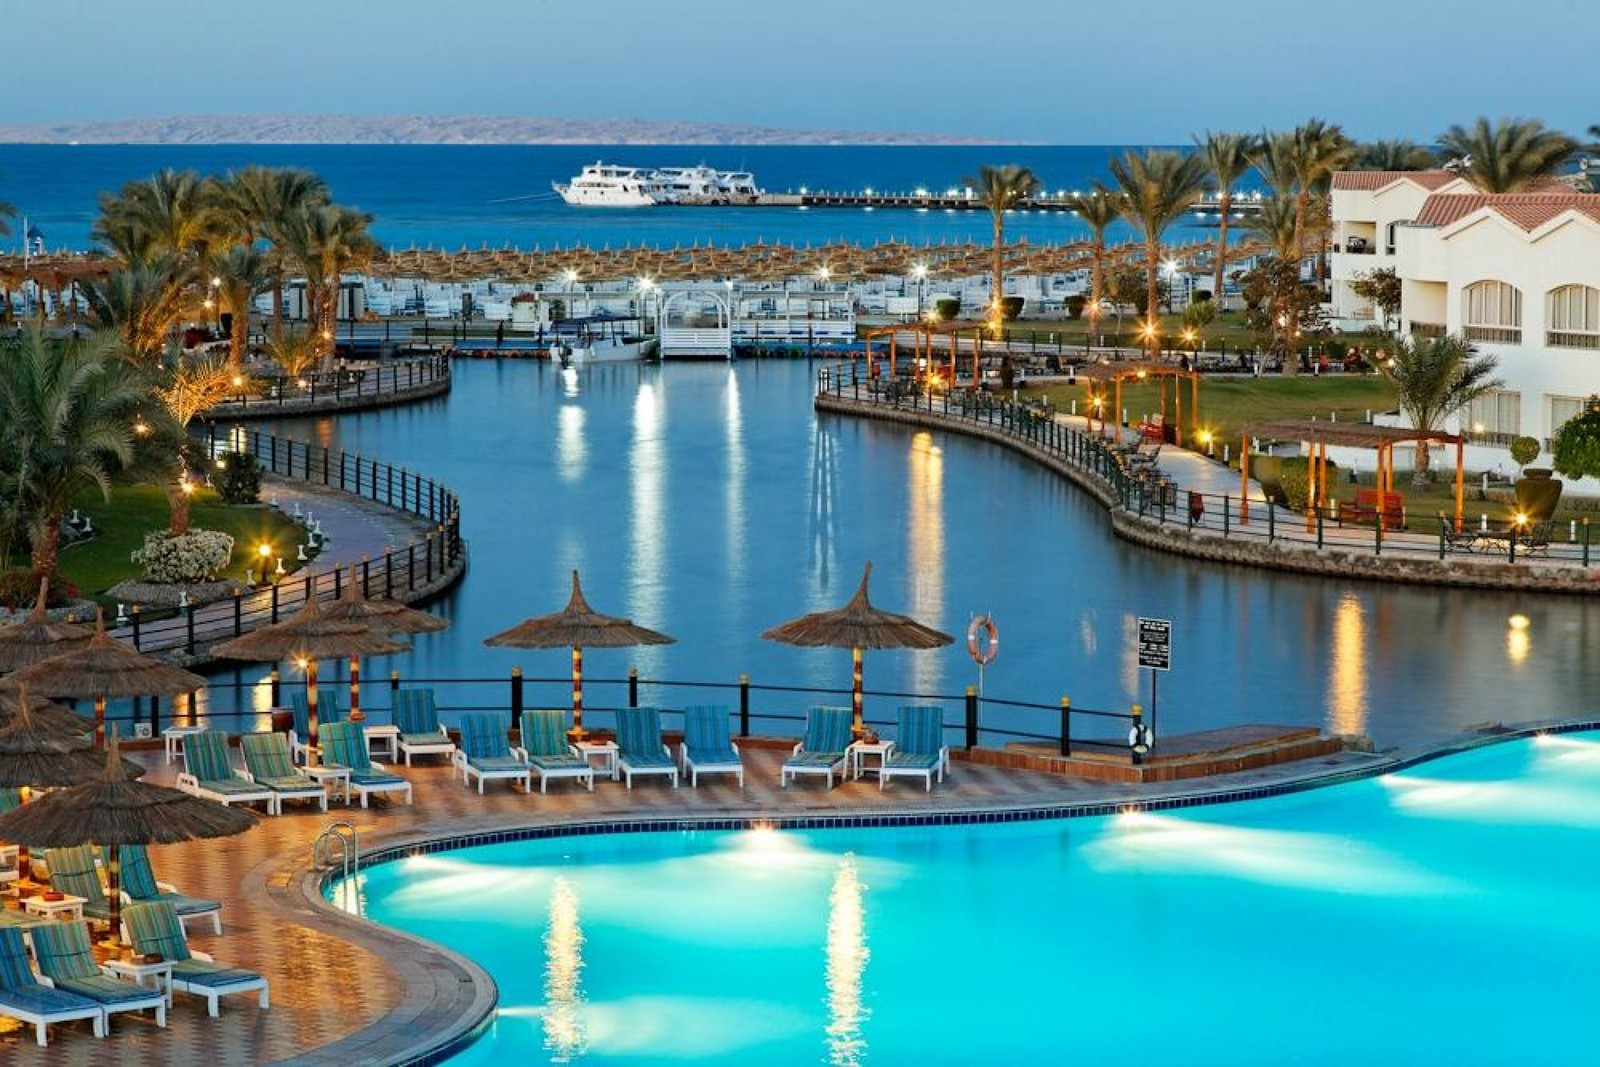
<box><xmin>1331</xmin><ymin>170</ymin><xmax>1459</xmax><ymax>191</ymax></box>
<box><xmin>1414</xmin><ymin>193</ymin><xmax>1600</xmax><ymax>232</ymax></box>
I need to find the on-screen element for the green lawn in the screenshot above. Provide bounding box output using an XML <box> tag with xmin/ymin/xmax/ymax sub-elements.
<box><xmin>57</xmin><ymin>484</ymin><xmax>306</xmax><ymax>600</ymax></box>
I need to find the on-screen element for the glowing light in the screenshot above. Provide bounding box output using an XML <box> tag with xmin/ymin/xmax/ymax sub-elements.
<box><xmin>257</xmin><ymin>543</ymin><xmax>272</xmax><ymax>559</ymax></box>
<box><xmin>825</xmin><ymin>856</ymin><xmax>870</xmax><ymax>1066</ymax></box>
<box><xmin>1509</xmin><ymin>614</ymin><xmax>1530</xmax><ymax>630</ymax></box>
<box><xmin>541</xmin><ymin>878</ymin><xmax>589</xmax><ymax>1062</ymax></box>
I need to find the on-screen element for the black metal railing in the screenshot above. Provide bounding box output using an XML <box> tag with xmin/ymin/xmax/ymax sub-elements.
<box><xmin>205</xmin><ymin>354</ymin><xmax>449</xmax><ymax>414</ymax></box>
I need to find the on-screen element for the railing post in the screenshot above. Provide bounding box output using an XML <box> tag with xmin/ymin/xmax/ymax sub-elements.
<box><xmin>1316</xmin><ymin>506</ymin><xmax>1325</xmax><ymax>550</ymax></box>
<box><xmin>1059</xmin><ymin>696</ymin><xmax>1071</xmax><ymax>757</ymax></box>
<box><xmin>384</xmin><ymin>550</ymin><xmax>393</xmax><ymax>599</ymax></box>
<box><xmin>407</xmin><ymin>543</ymin><xmax>416</xmax><ymax>591</ymax></box>
<box><xmin>964</xmin><ymin>685</ymin><xmax>978</xmax><ymax>750</ymax></box>
<box><xmin>1268</xmin><ymin>502</ymin><xmax>1276</xmax><ymax>542</ymax></box>
<box><xmin>739</xmin><ymin>673</ymin><xmax>751</xmax><ymax>737</ymax></box>
<box><xmin>510</xmin><ymin>666</ymin><xmax>524</xmax><ymax>734</ymax></box>
<box><xmin>130</xmin><ymin>605</ymin><xmax>141</xmax><ymax>650</ymax></box>
<box><xmin>362</xmin><ymin>556</ymin><xmax>371</xmax><ymax>598</ymax></box>
<box><xmin>1585</xmin><ymin>517</ymin><xmax>1592</xmax><ymax>567</ymax></box>
<box><xmin>1438</xmin><ymin>514</ymin><xmax>1447</xmax><ymax>561</ymax></box>
<box><xmin>1224</xmin><ymin>495</ymin><xmax>1231</xmax><ymax>537</ymax></box>
<box><xmin>269</xmin><ymin>668</ymin><xmax>281</xmax><ymax>708</ymax></box>
<box><xmin>233</xmin><ymin>590</ymin><xmax>243</xmax><ymax>636</ymax></box>
<box><xmin>1131</xmin><ymin>702</ymin><xmax>1146</xmax><ymax>766</ymax></box>
<box><xmin>390</xmin><ymin>669</ymin><xmax>401</xmax><ymax>722</ymax></box>
<box><xmin>270</xmin><ymin>583</ymin><xmax>280</xmax><ymax>624</ymax></box>
<box><xmin>628</xmin><ymin>667</ymin><xmax>639</xmax><ymax>708</ymax></box>
<box><xmin>1375</xmin><ymin>517</ymin><xmax>1383</xmax><ymax>556</ymax></box>
<box><xmin>184</xmin><ymin>603</ymin><xmax>196</xmax><ymax>655</ymax></box>
<box><xmin>426</xmin><ymin>532</ymin><xmax>435</xmax><ymax>584</ymax></box>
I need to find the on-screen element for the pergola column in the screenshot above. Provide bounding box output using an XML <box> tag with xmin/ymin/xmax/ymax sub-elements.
<box><xmin>1240</xmin><ymin>437</ymin><xmax>1251</xmax><ymax>523</ymax></box>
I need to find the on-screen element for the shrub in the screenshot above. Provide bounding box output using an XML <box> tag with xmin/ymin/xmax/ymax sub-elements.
<box><xmin>1253</xmin><ymin>456</ymin><xmax>1337</xmax><ymax>511</ymax></box>
<box><xmin>1509</xmin><ymin>436</ymin><xmax>1541</xmax><ymax>470</ymax></box>
<box><xmin>133</xmin><ymin>529</ymin><xmax>234</xmax><ymax>584</ymax></box>
<box><xmin>0</xmin><ymin>570</ymin><xmax>80</xmax><ymax>611</ymax></box>
<box><xmin>934</xmin><ymin>297</ymin><xmax>962</xmax><ymax>321</ymax></box>
<box><xmin>1065</xmin><ymin>294</ymin><xmax>1087</xmax><ymax>320</ymax></box>
<box><xmin>215</xmin><ymin>450</ymin><xmax>263</xmax><ymax>505</ymax></box>
<box><xmin>999</xmin><ymin>296</ymin><xmax>1025</xmax><ymax>320</ymax></box>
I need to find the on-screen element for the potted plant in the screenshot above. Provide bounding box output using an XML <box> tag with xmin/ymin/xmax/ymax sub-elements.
<box><xmin>1512</xmin><ymin>433</ymin><xmax>1562</xmax><ymax>521</ymax></box>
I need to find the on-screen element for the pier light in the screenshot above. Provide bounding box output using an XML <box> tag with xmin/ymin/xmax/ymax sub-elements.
<box><xmin>911</xmin><ymin>263</ymin><xmax>928</xmax><ymax>281</ymax></box>
<box><xmin>800</xmin><ymin>185</ymin><xmax>808</xmax><ymax>194</ymax></box>
<box><xmin>914</xmin><ymin>187</ymin><xmax>929</xmax><ymax>197</ymax></box>
<box><xmin>816</xmin><ymin>266</ymin><xmax>832</xmax><ymax>283</ymax></box>
<box><xmin>864</xmin><ymin>186</ymin><xmax>874</xmax><ymax>196</ymax></box>
<box><xmin>564</xmin><ymin>269</ymin><xmax>580</xmax><ymax>286</ymax></box>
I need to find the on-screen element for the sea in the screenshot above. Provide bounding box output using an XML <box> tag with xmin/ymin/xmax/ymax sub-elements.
<box><xmin>0</xmin><ymin>143</ymin><xmax>1245</xmax><ymax>255</ymax></box>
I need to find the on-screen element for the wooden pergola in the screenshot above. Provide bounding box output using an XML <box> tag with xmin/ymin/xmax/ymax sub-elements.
<box><xmin>862</xmin><ymin>320</ymin><xmax>994</xmax><ymax>386</ymax></box>
<box><xmin>1072</xmin><ymin>362</ymin><xmax>1202</xmax><ymax>448</ymax></box>
<box><xmin>1238</xmin><ymin>420</ymin><xmax>1464</xmax><ymax>529</ymax></box>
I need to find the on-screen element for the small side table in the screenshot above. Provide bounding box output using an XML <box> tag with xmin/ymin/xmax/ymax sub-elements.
<box><xmin>847</xmin><ymin>740</ymin><xmax>894</xmax><ymax>780</ymax></box>
<box><xmin>575</xmin><ymin>741</ymin><xmax>619</xmax><ymax>781</ymax></box>
<box><xmin>23</xmin><ymin>894</ymin><xmax>87</xmax><ymax>922</ymax></box>
<box><xmin>362</xmin><ymin>723</ymin><xmax>401</xmax><ymax>762</ymax></box>
<box><xmin>305</xmin><ymin>765</ymin><xmax>352</xmax><ymax>806</ymax></box>
<box><xmin>162</xmin><ymin>725</ymin><xmax>208</xmax><ymax>765</ymax></box>
<box><xmin>102</xmin><ymin>957</ymin><xmax>175</xmax><ymax>1007</ymax></box>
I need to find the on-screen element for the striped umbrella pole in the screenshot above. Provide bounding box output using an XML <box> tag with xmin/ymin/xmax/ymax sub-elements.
<box><xmin>851</xmin><ymin>646</ymin><xmax>864</xmax><ymax>739</ymax></box>
<box><xmin>572</xmin><ymin>646</ymin><xmax>584</xmax><ymax>739</ymax></box>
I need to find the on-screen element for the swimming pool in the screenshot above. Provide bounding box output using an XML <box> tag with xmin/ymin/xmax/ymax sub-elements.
<box><xmin>349</xmin><ymin>731</ymin><xmax>1600</xmax><ymax>1065</ymax></box>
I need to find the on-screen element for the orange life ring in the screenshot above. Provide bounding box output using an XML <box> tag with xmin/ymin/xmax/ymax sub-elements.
<box><xmin>966</xmin><ymin>615</ymin><xmax>998</xmax><ymax>666</ymax></box>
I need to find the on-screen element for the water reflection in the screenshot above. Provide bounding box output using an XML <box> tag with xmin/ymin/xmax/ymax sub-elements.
<box><xmin>725</xmin><ymin>367</ymin><xmax>747</xmax><ymax>586</ymax></box>
<box><xmin>1327</xmin><ymin>594</ymin><xmax>1368</xmax><ymax>736</ymax></box>
<box><xmin>906</xmin><ymin>432</ymin><xmax>944</xmax><ymax>695</ymax></box>
<box><xmin>809</xmin><ymin>422</ymin><xmax>838</xmax><ymax>590</ymax></box>
<box><xmin>556</xmin><ymin>404</ymin><xmax>586</xmax><ymax>484</ymax></box>
<box><xmin>629</xmin><ymin>379</ymin><xmax>666</xmax><ymax>643</ymax></box>
<box><xmin>824</xmin><ymin>855</ymin><xmax>869</xmax><ymax>1066</ymax></box>
<box><xmin>1507</xmin><ymin>614</ymin><xmax>1531</xmax><ymax>666</ymax></box>
<box><xmin>542</xmin><ymin>877</ymin><xmax>588</xmax><ymax>1062</ymax></box>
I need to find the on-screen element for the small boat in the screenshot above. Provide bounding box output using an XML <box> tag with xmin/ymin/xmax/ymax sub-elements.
<box><xmin>547</xmin><ymin>313</ymin><xmax>658</xmax><ymax>364</ymax></box>
<box><xmin>553</xmin><ymin>162</ymin><xmax>658</xmax><ymax>207</ymax></box>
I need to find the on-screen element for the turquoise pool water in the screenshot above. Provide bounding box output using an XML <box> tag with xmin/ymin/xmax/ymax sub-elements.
<box><xmin>350</xmin><ymin>732</ymin><xmax>1600</xmax><ymax>1065</ymax></box>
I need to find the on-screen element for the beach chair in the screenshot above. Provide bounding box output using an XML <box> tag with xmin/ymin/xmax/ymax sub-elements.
<box><xmin>123</xmin><ymin>900</ymin><xmax>269</xmax><ymax>1018</ymax></box>
<box><xmin>615</xmin><ymin>706</ymin><xmax>679</xmax><ymax>789</ymax></box>
<box><xmin>391</xmin><ymin>688</ymin><xmax>457</xmax><ymax>765</ymax></box>
<box><xmin>781</xmin><ymin>707</ymin><xmax>853</xmax><ymax>789</ymax></box>
<box><xmin>513</xmin><ymin>709</ymin><xmax>594</xmax><ymax>793</ymax></box>
<box><xmin>0</xmin><ymin>926</ymin><xmax>104</xmax><ymax>1046</ymax></box>
<box><xmin>41</xmin><ymin>846</ymin><xmax>114</xmax><ymax>925</ymax></box>
<box><xmin>878</xmin><ymin>705</ymin><xmax>951</xmax><ymax>792</ymax></box>
<box><xmin>319</xmin><ymin>721</ymin><xmax>412</xmax><ymax>808</ymax></box>
<box><xmin>176</xmin><ymin>731</ymin><xmax>275</xmax><ymax>813</ymax></box>
<box><xmin>287</xmin><ymin>690</ymin><xmax>347</xmax><ymax>765</ymax></box>
<box><xmin>29</xmin><ymin>920</ymin><xmax>167</xmax><ymax>1031</ymax></box>
<box><xmin>678</xmin><ymin>705</ymin><xmax>743</xmax><ymax>788</ymax></box>
<box><xmin>451</xmin><ymin>713</ymin><xmax>531</xmax><ymax>794</ymax></box>
<box><xmin>114</xmin><ymin>844</ymin><xmax>222</xmax><ymax>936</ymax></box>
<box><xmin>239</xmin><ymin>732</ymin><xmax>329</xmax><ymax>815</ymax></box>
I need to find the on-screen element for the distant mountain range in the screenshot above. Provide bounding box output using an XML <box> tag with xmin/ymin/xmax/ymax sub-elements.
<box><xmin>0</xmin><ymin>115</ymin><xmax>1001</xmax><ymax>145</ymax></box>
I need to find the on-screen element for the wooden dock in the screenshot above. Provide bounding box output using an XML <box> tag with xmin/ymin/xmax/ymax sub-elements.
<box><xmin>671</xmin><ymin>191</ymin><xmax>1265</xmax><ymax>216</ymax></box>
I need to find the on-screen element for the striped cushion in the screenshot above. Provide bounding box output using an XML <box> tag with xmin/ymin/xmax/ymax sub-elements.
<box><xmin>528</xmin><ymin>754</ymin><xmax>586</xmax><ymax>772</ymax></box>
<box><xmin>349</xmin><ymin>768</ymin><xmax>406</xmax><ymax>788</ymax></box>
<box><xmin>801</xmin><ymin>707</ymin><xmax>853</xmax><ymax>754</ymax></box>
<box><xmin>171</xmin><ymin>960</ymin><xmax>263</xmax><ymax>989</ymax></box>
<box><xmin>124</xmin><ymin>901</ymin><xmax>194</xmax><ymax>963</ymax></box>
<box><xmin>391</xmin><ymin>689</ymin><xmax>440</xmax><ymax>735</ymax></box>
<box><xmin>467</xmin><ymin>755</ymin><xmax>526</xmax><ymax>775</ymax></box>
<box><xmin>884</xmin><ymin>752</ymin><xmax>941</xmax><ymax>771</ymax></box>
<box><xmin>319</xmin><ymin>722</ymin><xmax>372</xmax><ymax>772</ymax></box>
<box><xmin>56</xmin><ymin>973</ymin><xmax>163</xmax><ymax>1006</ymax></box>
<box><xmin>29</xmin><ymin>921</ymin><xmax>99</xmax><ymax>980</ymax></box>
<box><xmin>289</xmin><ymin>691</ymin><xmax>345</xmax><ymax>737</ymax></box>
<box><xmin>458</xmin><ymin>713</ymin><xmax>511</xmax><ymax>761</ymax></box>
<box><xmin>183</xmin><ymin>731</ymin><xmax>236</xmax><ymax>782</ymax></box>
<box><xmin>893</xmin><ymin>705</ymin><xmax>945</xmax><ymax>758</ymax></box>
<box><xmin>43</xmin><ymin>847</ymin><xmax>106</xmax><ymax>910</ymax></box>
<box><xmin>0</xmin><ymin>911</ymin><xmax>44</xmax><ymax>932</ymax></box>
<box><xmin>616</xmin><ymin>707</ymin><xmax>665</xmax><ymax>761</ymax></box>
<box><xmin>787</xmin><ymin>751</ymin><xmax>845</xmax><ymax>768</ymax></box>
<box><xmin>0</xmin><ymin>984</ymin><xmax>98</xmax><ymax>1013</ymax></box>
<box><xmin>0</xmin><ymin>928</ymin><xmax>36</xmax><ymax>989</ymax></box>
<box><xmin>118</xmin><ymin>844</ymin><xmax>161</xmax><ymax>900</ymax></box>
<box><xmin>683</xmin><ymin>706</ymin><xmax>738</xmax><ymax>765</ymax></box>
<box><xmin>240</xmin><ymin>733</ymin><xmax>298</xmax><ymax>779</ymax></box>
<box><xmin>519</xmin><ymin>710</ymin><xmax>571</xmax><ymax>758</ymax></box>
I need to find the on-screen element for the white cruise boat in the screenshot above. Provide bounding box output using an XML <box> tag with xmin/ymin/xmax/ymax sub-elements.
<box><xmin>553</xmin><ymin>163</ymin><xmax>658</xmax><ymax>207</ymax></box>
<box><xmin>652</xmin><ymin>165</ymin><xmax>721</xmax><ymax>202</ymax></box>
<box><xmin>717</xmin><ymin>170</ymin><xmax>762</xmax><ymax>198</ymax></box>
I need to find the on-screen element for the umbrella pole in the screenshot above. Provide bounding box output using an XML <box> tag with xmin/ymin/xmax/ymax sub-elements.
<box><xmin>852</xmin><ymin>646</ymin><xmax>864</xmax><ymax>740</ymax></box>
<box><xmin>571</xmin><ymin>646</ymin><xmax>585</xmax><ymax>740</ymax></box>
<box><xmin>95</xmin><ymin>695</ymin><xmax>107</xmax><ymax>749</ymax></box>
<box><xmin>103</xmin><ymin>845</ymin><xmax>123</xmax><ymax>949</ymax></box>
<box><xmin>307</xmin><ymin>662</ymin><xmax>320</xmax><ymax>758</ymax></box>
<box><xmin>348</xmin><ymin>655</ymin><xmax>364</xmax><ymax>722</ymax></box>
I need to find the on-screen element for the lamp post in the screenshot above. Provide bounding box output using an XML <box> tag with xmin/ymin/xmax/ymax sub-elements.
<box><xmin>564</xmin><ymin>268</ymin><xmax>580</xmax><ymax>321</ymax></box>
<box><xmin>911</xmin><ymin>262</ymin><xmax>928</xmax><ymax>319</ymax></box>
<box><xmin>636</xmin><ymin>276</ymin><xmax>656</xmax><ymax>335</ymax></box>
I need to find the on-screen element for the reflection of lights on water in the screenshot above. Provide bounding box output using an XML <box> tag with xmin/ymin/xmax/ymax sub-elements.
<box><xmin>1507</xmin><ymin>614</ymin><xmax>1531</xmax><ymax>664</ymax></box>
<box><xmin>1383</xmin><ymin>774</ymin><xmax>1600</xmax><ymax>828</ymax></box>
<box><xmin>1327</xmin><ymin>594</ymin><xmax>1368</xmax><ymax>736</ymax></box>
<box><xmin>542</xmin><ymin>877</ymin><xmax>588</xmax><ymax>1062</ymax></box>
<box><xmin>630</xmin><ymin>380</ymin><xmax>666</xmax><ymax>634</ymax></box>
<box><xmin>330</xmin><ymin>873</ymin><xmax>367</xmax><ymax>916</ymax></box>
<box><xmin>556</xmin><ymin>405</ymin><xmax>586</xmax><ymax>483</ymax></box>
<box><xmin>561</xmin><ymin>365</ymin><xmax>580</xmax><ymax>396</ymax></box>
<box><xmin>906</xmin><ymin>432</ymin><xmax>944</xmax><ymax>695</ymax></box>
<box><xmin>1509</xmin><ymin>614</ymin><xmax>1530</xmax><ymax>630</ymax></box>
<box><xmin>824</xmin><ymin>855</ymin><xmax>869</xmax><ymax>1067</ymax></box>
<box><xmin>724</xmin><ymin>367</ymin><xmax>746</xmax><ymax>584</ymax></box>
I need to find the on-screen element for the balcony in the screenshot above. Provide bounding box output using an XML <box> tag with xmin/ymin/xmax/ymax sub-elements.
<box><xmin>1463</xmin><ymin>326</ymin><xmax>1521</xmax><ymax>345</ymax></box>
<box><xmin>1548</xmin><ymin>330</ymin><xmax>1600</xmax><ymax>349</ymax></box>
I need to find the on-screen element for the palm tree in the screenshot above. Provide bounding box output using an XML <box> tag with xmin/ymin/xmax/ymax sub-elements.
<box><xmin>153</xmin><ymin>350</ymin><xmax>238</xmax><ymax>534</ymax></box>
<box><xmin>282</xmin><ymin>204</ymin><xmax>378</xmax><ymax>365</ymax></box>
<box><xmin>260</xmin><ymin>328</ymin><xmax>322</xmax><ymax>378</ymax></box>
<box><xmin>1284</xmin><ymin>119</ymin><xmax>1354</xmax><ymax>274</ymax></box>
<box><xmin>207</xmin><ymin>244</ymin><xmax>269</xmax><ymax>366</ymax></box>
<box><xmin>0</xmin><ymin>329</ymin><xmax>147</xmax><ymax>580</ymax></box>
<box><xmin>1065</xmin><ymin>183</ymin><xmax>1121</xmax><ymax>335</ymax></box>
<box><xmin>211</xmin><ymin>167</ymin><xmax>330</xmax><ymax>335</ymax></box>
<box><xmin>1107</xmin><ymin>149</ymin><xmax>1210</xmax><ymax>355</ymax></box>
<box><xmin>80</xmin><ymin>259</ymin><xmax>192</xmax><ymax>367</ymax></box>
<box><xmin>93</xmin><ymin>168</ymin><xmax>218</xmax><ymax>267</ymax></box>
<box><xmin>1354</xmin><ymin>140</ymin><xmax>1438</xmax><ymax>171</ymax></box>
<box><xmin>1198</xmin><ymin>131</ymin><xmax>1257</xmax><ymax>306</ymax></box>
<box><xmin>964</xmin><ymin>165</ymin><xmax>1040</xmax><ymax>324</ymax></box>
<box><xmin>1436</xmin><ymin>118</ymin><xmax>1578</xmax><ymax>193</ymax></box>
<box><xmin>1376</xmin><ymin>334</ymin><xmax>1502</xmax><ymax>486</ymax></box>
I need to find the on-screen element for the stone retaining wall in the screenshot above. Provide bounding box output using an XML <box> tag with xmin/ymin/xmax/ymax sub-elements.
<box><xmin>205</xmin><ymin>374</ymin><xmax>449</xmax><ymax>421</ymax></box>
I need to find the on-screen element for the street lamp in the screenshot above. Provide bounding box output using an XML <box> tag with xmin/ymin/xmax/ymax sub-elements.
<box><xmin>564</xmin><ymin>268</ymin><xmax>581</xmax><ymax>320</ymax></box>
<box><xmin>911</xmin><ymin>262</ymin><xmax>928</xmax><ymax>318</ymax></box>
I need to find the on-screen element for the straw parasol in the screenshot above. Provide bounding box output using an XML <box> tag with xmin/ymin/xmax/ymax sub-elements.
<box><xmin>0</xmin><ymin>577</ymin><xmax>95</xmax><ymax>673</ymax></box>
<box><xmin>484</xmin><ymin>570</ymin><xmax>674</xmax><ymax>740</ymax></box>
<box><xmin>318</xmin><ymin>573</ymin><xmax>448</xmax><ymax>719</ymax></box>
<box><xmin>0</xmin><ymin>696</ymin><xmax>144</xmax><ymax>787</ymax></box>
<box><xmin>0</xmin><ymin>735</ymin><xmax>256</xmax><ymax>944</ymax></box>
<box><xmin>0</xmin><ymin>678</ymin><xmax>95</xmax><ymax>738</ymax></box>
<box><xmin>761</xmin><ymin>563</ymin><xmax>952</xmax><ymax>739</ymax></box>
<box><xmin>212</xmin><ymin>595</ymin><xmax>408</xmax><ymax>745</ymax></box>
<box><xmin>9</xmin><ymin>613</ymin><xmax>207</xmax><ymax>748</ymax></box>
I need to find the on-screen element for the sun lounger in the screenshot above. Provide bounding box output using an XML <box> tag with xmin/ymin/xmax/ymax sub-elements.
<box><xmin>239</xmin><ymin>732</ymin><xmax>329</xmax><ymax>815</ymax></box>
<box><xmin>115</xmin><ymin>844</ymin><xmax>222</xmax><ymax>936</ymax></box>
<box><xmin>452</xmin><ymin>713</ymin><xmax>531</xmax><ymax>794</ymax></box>
<box><xmin>123</xmin><ymin>901</ymin><xmax>269</xmax><ymax>1018</ymax></box>
<box><xmin>287</xmin><ymin>691</ymin><xmax>347</xmax><ymax>765</ymax></box>
<box><xmin>391</xmin><ymin>688</ymin><xmax>457</xmax><ymax>765</ymax></box>
<box><xmin>318</xmin><ymin>721</ymin><xmax>412</xmax><ymax>808</ymax></box>
<box><xmin>29</xmin><ymin>920</ymin><xmax>166</xmax><ymax>1031</ymax></box>
<box><xmin>0</xmin><ymin>927</ymin><xmax>104</xmax><ymax>1045</ymax></box>
<box><xmin>41</xmin><ymin>846</ymin><xmax>114</xmax><ymax>925</ymax></box>
<box><xmin>678</xmin><ymin>705</ymin><xmax>743</xmax><ymax>788</ymax></box>
<box><xmin>781</xmin><ymin>706</ymin><xmax>853</xmax><ymax>789</ymax></box>
<box><xmin>877</xmin><ymin>704</ymin><xmax>951</xmax><ymax>791</ymax></box>
<box><xmin>615</xmin><ymin>706</ymin><xmax>679</xmax><ymax>789</ymax></box>
<box><xmin>176</xmin><ymin>730</ymin><xmax>276</xmax><ymax>813</ymax></box>
<box><xmin>513</xmin><ymin>709</ymin><xmax>594</xmax><ymax>793</ymax></box>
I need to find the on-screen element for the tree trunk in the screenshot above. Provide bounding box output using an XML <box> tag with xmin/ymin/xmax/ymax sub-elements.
<box><xmin>1145</xmin><ymin>236</ymin><xmax>1161</xmax><ymax>358</ymax></box>
<box><xmin>230</xmin><ymin>305</ymin><xmax>249</xmax><ymax>366</ymax></box>
<box><xmin>272</xmin><ymin>275</ymin><xmax>284</xmax><ymax>337</ymax></box>
<box><xmin>29</xmin><ymin>516</ymin><xmax>61</xmax><ymax>582</ymax></box>
<box><xmin>992</xmin><ymin>213</ymin><xmax>1004</xmax><ymax>324</ymax></box>
<box><xmin>1212</xmin><ymin>191</ymin><xmax>1232</xmax><ymax>301</ymax></box>
<box><xmin>168</xmin><ymin>478</ymin><xmax>192</xmax><ymax>535</ymax></box>
<box><xmin>1412</xmin><ymin>440</ymin><xmax>1432</xmax><ymax>487</ymax></box>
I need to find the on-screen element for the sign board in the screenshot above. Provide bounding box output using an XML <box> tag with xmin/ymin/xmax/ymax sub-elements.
<box><xmin>1137</xmin><ymin>617</ymin><xmax>1171</xmax><ymax>672</ymax></box>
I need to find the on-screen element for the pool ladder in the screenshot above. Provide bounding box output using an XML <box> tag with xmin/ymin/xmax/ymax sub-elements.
<box><xmin>315</xmin><ymin>822</ymin><xmax>361</xmax><ymax>914</ymax></box>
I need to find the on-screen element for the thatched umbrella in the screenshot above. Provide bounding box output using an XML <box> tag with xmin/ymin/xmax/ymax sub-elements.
<box><xmin>212</xmin><ymin>595</ymin><xmax>407</xmax><ymax>744</ymax></box>
<box><xmin>9</xmin><ymin>614</ymin><xmax>207</xmax><ymax>748</ymax></box>
<box><xmin>0</xmin><ymin>577</ymin><xmax>95</xmax><ymax>673</ymax></box>
<box><xmin>0</xmin><ymin>678</ymin><xmax>95</xmax><ymax>738</ymax></box>
<box><xmin>0</xmin><ymin>735</ymin><xmax>255</xmax><ymax>944</ymax></box>
<box><xmin>484</xmin><ymin>570</ymin><xmax>673</xmax><ymax>740</ymax></box>
<box><xmin>318</xmin><ymin>573</ymin><xmax>447</xmax><ymax>718</ymax></box>
<box><xmin>761</xmin><ymin>563</ymin><xmax>952</xmax><ymax>739</ymax></box>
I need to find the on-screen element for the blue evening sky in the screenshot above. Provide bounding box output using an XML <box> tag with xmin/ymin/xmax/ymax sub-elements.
<box><xmin>9</xmin><ymin>0</ymin><xmax>1595</xmax><ymax>142</ymax></box>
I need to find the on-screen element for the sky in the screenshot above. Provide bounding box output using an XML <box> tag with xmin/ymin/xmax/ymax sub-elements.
<box><xmin>6</xmin><ymin>0</ymin><xmax>1597</xmax><ymax>143</ymax></box>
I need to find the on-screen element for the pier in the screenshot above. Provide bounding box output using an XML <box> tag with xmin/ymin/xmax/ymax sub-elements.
<box><xmin>671</xmin><ymin>190</ymin><xmax>1267</xmax><ymax>216</ymax></box>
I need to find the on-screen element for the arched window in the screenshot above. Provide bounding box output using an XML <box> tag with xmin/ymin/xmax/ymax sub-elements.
<box><xmin>1462</xmin><ymin>281</ymin><xmax>1522</xmax><ymax>344</ymax></box>
<box><xmin>1547</xmin><ymin>284</ymin><xmax>1600</xmax><ymax>349</ymax></box>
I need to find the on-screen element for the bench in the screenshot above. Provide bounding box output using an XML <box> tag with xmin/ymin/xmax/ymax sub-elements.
<box><xmin>1337</xmin><ymin>488</ymin><xmax>1405</xmax><ymax>529</ymax></box>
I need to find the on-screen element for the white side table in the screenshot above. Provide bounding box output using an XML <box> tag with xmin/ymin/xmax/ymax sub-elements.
<box><xmin>575</xmin><ymin>740</ymin><xmax>619</xmax><ymax>781</ymax></box>
<box><xmin>847</xmin><ymin>740</ymin><xmax>894</xmax><ymax>780</ymax></box>
<box><xmin>362</xmin><ymin>723</ymin><xmax>400</xmax><ymax>761</ymax></box>
<box><xmin>305</xmin><ymin>765</ymin><xmax>352</xmax><ymax>806</ymax></box>
<box><xmin>162</xmin><ymin>725</ymin><xmax>208</xmax><ymax>765</ymax></box>
<box><xmin>102</xmin><ymin>957</ymin><xmax>176</xmax><ymax>1007</ymax></box>
<box><xmin>23</xmin><ymin>894</ymin><xmax>86</xmax><ymax>922</ymax></box>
